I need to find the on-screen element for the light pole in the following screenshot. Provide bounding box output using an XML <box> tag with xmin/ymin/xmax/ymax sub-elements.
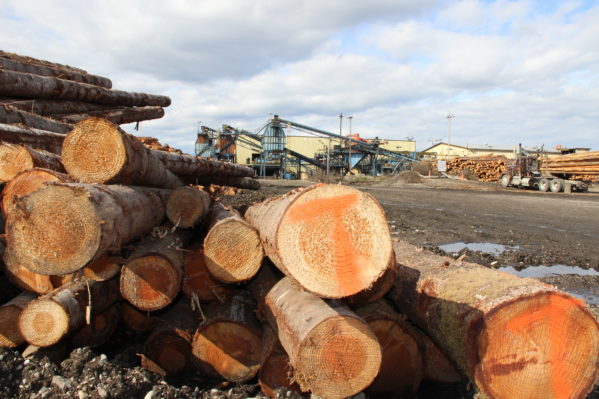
<box><xmin>347</xmin><ymin>116</ymin><xmax>353</xmax><ymax>172</ymax></box>
<box><xmin>446</xmin><ymin>114</ymin><xmax>455</xmax><ymax>158</ymax></box>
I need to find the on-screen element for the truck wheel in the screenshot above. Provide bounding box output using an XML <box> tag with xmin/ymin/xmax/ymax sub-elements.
<box><xmin>499</xmin><ymin>174</ymin><xmax>510</xmax><ymax>187</ymax></box>
<box><xmin>538</xmin><ymin>178</ymin><xmax>550</xmax><ymax>192</ymax></box>
<box><xmin>550</xmin><ymin>179</ymin><xmax>564</xmax><ymax>193</ymax></box>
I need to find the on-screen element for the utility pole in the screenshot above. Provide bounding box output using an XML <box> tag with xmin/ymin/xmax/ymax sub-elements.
<box><xmin>347</xmin><ymin>116</ymin><xmax>353</xmax><ymax>173</ymax></box>
<box><xmin>446</xmin><ymin>113</ymin><xmax>455</xmax><ymax>158</ymax></box>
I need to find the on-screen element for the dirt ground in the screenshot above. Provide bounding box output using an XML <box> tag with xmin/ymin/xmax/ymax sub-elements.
<box><xmin>1</xmin><ymin>177</ymin><xmax>597</xmax><ymax>399</ymax></box>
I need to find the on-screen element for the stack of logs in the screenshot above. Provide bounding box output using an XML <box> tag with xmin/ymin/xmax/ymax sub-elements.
<box><xmin>1</xmin><ymin>133</ymin><xmax>598</xmax><ymax>398</ymax></box>
<box><xmin>540</xmin><ymin>151</ymin><xmax>599</xmax><ymax>182</ymax></box>
<box><xmin>445</xmin><ymin>155</ymin><xmax>508</xmax><ymax>182</ymax></box>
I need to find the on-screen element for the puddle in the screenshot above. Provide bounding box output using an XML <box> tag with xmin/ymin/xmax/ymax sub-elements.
<box><xmin>497</xmin><ymin>265</ymin><xmax>599</xmax><ymax>278</ymax></box>
<box><xmin>438</xmin><ymin>242</ymin><xmax>518</xmax><ymax>255</ymax></box>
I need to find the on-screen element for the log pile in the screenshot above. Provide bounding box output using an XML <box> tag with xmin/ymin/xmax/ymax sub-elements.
<box><xmin>446</xmin><ymin>155</ymin><xmax>508</xmax><ymax>182</ymax></box>
<box><xmin>540</xmin><ymin>151</ymin><xmax>599</xmax><ymax>182</ymax></box>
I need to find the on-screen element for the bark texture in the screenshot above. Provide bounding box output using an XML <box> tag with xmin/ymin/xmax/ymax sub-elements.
<box><xmin>245</xmin><ymin>183</ymin><xmax>393</xmax><ymax>298</ymax></box>
<box><xmin>56</xmin><ymin>106</ymin><xmax>164</xmax><ymax>125</ymax></box>
<box><xmin>0</xmin><ymin>123</ymin><xmax>65</xmax><ymax>154</ymax></box>
<box><xmin>0</xmin><ymin>104</ymin><xmax>71</xmax><ymax>133</ymax></box>
<box><xmin>62</xmin><ymin>118</ymin><xmax>182</xmax><ymax>188</ymax></box>
<box><xmin>203</xmin><ymin>203</ymin><xmax>263</xmax><ymax>283</ymax></box>
<box><xmin>19</xmin><ymin>278</ymin><xmax>120</xmax><ymax>346</ymax></box>
<box><xmin>7</xmin><ymin>183</ymin><xmax>170</xmax><ymax>275</ymax></box>
<box><xmin>388</xmin><ymin>240</ymin><xmax>599</xmax><ymax>399</ymax></box>
<box><xmin>0</xmin><ymin>292</ymin><xmax>37</xmax><ymax>347</ymax></box>
<box><xmin>0</xmin><ymin>69</ymin><xmax>170</xmax><ymax>106</ymax></box>
<box><xmin>121</xmin><ymin>231</ymin><xmax>190</xmax><ymax>311</ymax></box>
<box><xmin>166</xmin><ymin>186</ymin><xmax>211</xmax><ymax>228</ymax></box>
<box><xmin>0</xmin><ymin>98</ymin><xmax>121</xmax><ymax>116</ymax></box>
<box><xmin>154</xmin><ymin>150</ymin><xmax>255</xmax><ymax>179</ymax></box>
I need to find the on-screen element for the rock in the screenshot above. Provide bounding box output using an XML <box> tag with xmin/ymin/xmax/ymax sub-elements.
<box><xmin>51</xmin><ymin>375</ymin><xmax>71</xmax><ymax>390</ymax></box>
<box><xmin>78</xmin><ymin>390</ymin><xmax>88</xmax><ymax>399</ymax></box>
<box><xmin>97</xmin><ymin>385</ymin><xmax>108</xmax><ymax>398</ymax></box>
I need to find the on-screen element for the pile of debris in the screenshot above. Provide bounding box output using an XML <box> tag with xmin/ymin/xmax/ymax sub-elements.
<box><xmin>541</xmin><ymin>151</ymin><xmax>599</xmax><ymax>182</ymax></box>
<box><xmin>446</xmin><ymin>155</ymin><xmax>508</xmax><ymax>182</ymax></box>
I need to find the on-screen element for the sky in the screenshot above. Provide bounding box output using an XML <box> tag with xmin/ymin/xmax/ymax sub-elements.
<box><xmin>1</xmin><ymin>0</ymin><xmax>598</xmax><ymax>154</ymax></box>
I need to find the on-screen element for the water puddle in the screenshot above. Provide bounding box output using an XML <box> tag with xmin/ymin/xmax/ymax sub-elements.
<box><xmin>497</xmin><ymin>265</ymin><xmax>599</xmax><ymax>278</ymax></box>
<box><xmin>438</xmin><ymin>242</ymin><xmax>518</xmax><ymax>255</ymax></box>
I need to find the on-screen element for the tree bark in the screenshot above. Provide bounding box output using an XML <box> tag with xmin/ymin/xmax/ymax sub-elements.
<box><xmin>191</xmin><ymin>292</ymin><xmax>263</xmax><ymax>383</ymax></box>
<box><xmin>0</xmin><ymin>98</ymin><xmax>122</xmax><ymax>116</ymax></box>
<box><xmin>2</xmin><ymin>168</ymin><xmax>73</xmax><ymax>216</ymax></box>
<box><xmin>419</xmin><ymin>331</ymin><xmax>462</xmax><ymax>384</ymax></box>
<box><xmin>245</xmin><ymin>183</ymin><xmax>393</xmax><ymax>298</ymax></box>
<box><xmin>0</xmin><ymin>144</ymin><xmax>64</xmax><ymax>183</ymax></box>
<box><xmin>0</xmin><ymin>69</ymin><xmax>170</xmax><ymax>107</ymax></box>
<box><xmin>141</xmin><ymin>300</ymin><xmax>198</xmax><ymax>376</ymax></box>
<box><xmin>1</xmin><ymin>50</ymin><xmax>88</xmax><ymax>74</ymax></box>
<box><xmin>258</xmin><ymin>276</ymin><xmax>382</xmax><ymax>399</ymax></box>
<box><xmin>0</xmin><ymin>123</ymin><xmax>65</xmax><ymax>154</ymax></box>
<box><xmin>0</xmin><ymin>104</ymin><xmax>72</xmax><ymax>133</ymax></box>
<box><xmin>19</xmin><ymin>277</ymin><xmax>120</xmax><ymax>346</ymax></box>
<box><xmin>166</xmin><ymin>186</ymin><xmax>211</xmax><ymax>228</ymax></box>
<box><xmin>353</xmin><ymin>299</ymin><xmax>424</xmax><ymax>394</ymax></box>
<box><xmin>388</xmin><ymin>240</ymin><xmax>599</xmax><ymax>399</ymax></box>
<box><xmin>0</xmin><ymin>56</ymin><xmax>112</xmax><ymax>88</ymax></box>
<box><xmin>120</xmin><ymin>230</ymin><xmax>191</xmax><ymax>311</ymax></box>
<box><xmin>203</xmin><ymin>203</ymin><xmax>263</xmax><ymax>283</ymax></box>
<box><xmin>0</xmin><ymin>291</ymin><xmax>37</xmax><ymax>348</ymax></box>
<box><xmin>62</xmin><ymin>118</ymin><xmax>182</xmax><ymax>188</ymax></box>
<box><xmin>258</xmin><ymin>325</ymin><xmax>303</xmax><ymax>399</ymax></box>
<box><xmin>181</xmin><ymin>244</ymin><xmax>235</xmax><ymax>303</ymax></box>
<box><xmin>153</xmin><ymin>150</ymin><xmax>255</xmax><ymax>179</ymax></box>
<box><xmin>70</xmin><ymin>303</ymin><xmax>120</xmax><ymax>348</ymax></box>
<box><xmin>194</xmin><ymin>176</ymin><xmax>260</xmax><ymax>190</ymax></box>
<box><xmin>7</xmin><ymin>183</ymin><xmax>171</xmax><ymax>275</ymax></box>
<box><xmin>56</xmin><ymin>106</ymin><xmax>164</xmax><ymax>125</ymax></box>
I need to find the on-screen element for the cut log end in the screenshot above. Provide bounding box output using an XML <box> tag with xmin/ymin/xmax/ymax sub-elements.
<box><xmin>204</xmin><ymin>220</ymin><xmax>264</xmax><ymax>283</ymax></box>
<box><xmin>474</xmin><ymin>292</ymin><xmax>599</xmax><ymax>399</ymax></box>
<box><xmin>0</xmin><ymin>144</ymin><xmax>34</xmax><ymax>182</ymax></box>
<box><xmin>259</xmin><ymin>353</ymin><xmax>300</xmax><ymax>399</ymax></box>
<box><xmin>9</xmin><ymin>184</ymin><xmax>101</xmax><ymax>275</ymax></box>
<box><xmin>295</xmin><ymin>316</ymin><xmax>381</xmax><ymax>398</ymax></box>
<box><xmin>166</xmin><ymin>186</ymin><xmax>211</xmax><ymax>228</ymax></box>
<box><xmin>2</xmin><ymin>168</ymin><xmax>69</xmax><ymax>215</ymax></box>
<box><xmin>143</xmin><ymin>330</ymin><xmax>192</xmax><ymax>375</ymax></box>
<box><xmin>83</xmin><ymin>255</ymin><xmax>121</xmax><ymax>281</ymax></box>
<box><xmin>19</xmin><ymin>300</ymin><xmax>68</xmax><ymax>347</ymax></box>
<box><xmin>277</xmin><ymin>184</ymin><xmax>392</xmax><ymax>298</ymax></box>
<box><xmin>182</xmin><ymin>245</ymin><xmax>234</xmax><ymax>303</ymax></box>
<box><xmin>120</xmin><ymin>254</ymin><xmax>181</xmax><ymax>311</ymax></box>
<box><xmin>192</xmin><ymin>321</ymin><xmax>262</xmax><ymax>383</ymax></box>
<box><xmin>62</xmin><ymin>118</ymin><xmax>127</xmax><ymax>183</ymax></box>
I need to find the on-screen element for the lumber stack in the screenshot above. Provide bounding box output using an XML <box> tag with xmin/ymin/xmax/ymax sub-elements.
<box><xmin>541</xmin><ymin>151</ymin><xmax>599</xmax><ymax>182</ymax></box>
<box><xmin>446</xmin><ymin>155</ymin><xmax>508</xmax><ymax>182</ymax></box>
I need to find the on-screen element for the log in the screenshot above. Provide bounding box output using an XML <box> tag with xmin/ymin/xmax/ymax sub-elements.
<box><xmin>70</xmin><ymin>303</ymin><xmax>120</xmax><ymax>348</ymax></box>
<box><xmin>120</xmin><ymin>230</ymin><xmax>190</xmax><ymax>311</ymax></box>
<box><xmin>354</xmin><ymin>299</ymin><xmax>424</xmax><ymax>394</ymax></box>
<box><xmin>121</xmin><ymin>302</ymin><xmax>159</xmax><ymax>332</ymax></box>
<box><xmin>19</xmin><ymin>277</ymin><xmax>120</xmax><ymax>346</ymax></box>
<box><xmin>0</xmin><ymin>55</ymin><xmax>112</xmax><ymax>88</ymax></box>
<box><xmin>0</xmin><ymin>50</ymin><xmax>87</xmax><ymax>74</ymax></box>
<box><xmin>0</xmin><ymin>292</ymin><xmax>37</xmax><ymax>347</ymax></box>
<box><xmin>7</xmin><ymin>183</ymin><xmax>170</xmax><ymax>275</ymax></box>
<box><xmin>0</xmin><ymin>143</ymin><xmax>64</xmax><ymax>183</ymax></box>
<box><xmin>245</xmin><ymin>183</ymin><xmax>393</xmax><ymax>298</ymax></box>
<box><xmin>195</xmin><ymin>176</ymin><xmax>260</xmax><ymax>190</ymax></box>
<box><xmin>345</xmin><ymin>255</ymin><xmax>397</xmax><ymax>305</ymax></box>
<box><xmin>0</xmin><ymin>123</ymin><xmax>65</xmax><ymax>154</ymax></box>
<box><xmin>420</xmin><ymin>332</ymin><xmax>462</xmax><ymax>384</ymax></box>
<box><xmin>203</xmin><ymin>203</ymin><xmax>263</xmax><ymax>283</ymax></box>
<box><xmin>258</xmin><ymin>325</ymin><xmax>303</xmax><ymax>399</ymax></box>
<box><xmin>154</xmin><ymin>150</ymin><xmax>256</xmax><ymax>179</ymax></box>
<box><xmin>182</xmin><ymin>244</ymin><xmax>235</xmax><ymax>303</ymax></box>
<box><xmin>56</xmin><ymin>106</ymin><xmax>165</xmax><ymax>125</ymax></box>
<box><xmin>166</xmin><ymin>186</ymin><xmax>211</xmax><ymax>228</ymax></box>
<box><xmin>82</xmin><ymin>255</ymin><xmax>122</xmax><ymax>282</ymax></box>
<box><xmin>3</xmin><ymin>247</ymin><xmax>69</xmax><ymax>294</ymax></box>
<box><xmin>141</xmin><ymin>300</ymin><xmax>197</xmax><ymax>376</ymax></box>
<box><xmin>388</xmin><ymin>240</ymin><xmax>599</xmax><ymax>399</ymax></box>
<box><xmin>191</xmin><ymin>292</ymin><xmax>263</xmax><ymax>382</ymax></box>
<box><xmin>1</xmin><ymin>168</ymin><xmax>73</xmax><ymax>216</ymax></box>
<box><xmin>62</xmin><ymin>118</ymin><xmax>182</xmax><ymax>188</ymax></box>
<box><xmin>22</xmin><ymin>342</ymin><xmax>67</xmax><ymax>363</ymax></box>
<box><xmin>0</xmin><ymin>104</ymin><xmax>72</xmax><ymax>133</ymax></box>
<box><xmin>0</xmin><ymin>98</ymin><xmax>122</xmax><ymax>116</ymax></box>
<box><xmin>259</xmin><ymin>276</ymin><xmax>381</xmax><ymax>398</ymax></box>
<box><xmin>0</xmin><ymin>69</ymin><xmax>171</xmax><ymax>107</ymax></box>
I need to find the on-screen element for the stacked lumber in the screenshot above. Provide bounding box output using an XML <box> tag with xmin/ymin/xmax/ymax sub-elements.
<box><xmin>139</xmin><ymin>136</ymin><xmax>184</xmax><ymax>154</ymax></box>
<box><xmin>541</xmin><ymin>151</ymin><xmax>599</xmax><ymax>181</ymax></box>
<box><xmin>446</xmin><ymin>155</ymin><xmax>508</xmax><ymax>182</ymax></box>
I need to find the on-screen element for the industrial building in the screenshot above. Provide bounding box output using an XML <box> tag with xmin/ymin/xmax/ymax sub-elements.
<box><xmin>421</xmin><ymin>142</ymin><xmax>591</xmax><ymax>159</ymax></box>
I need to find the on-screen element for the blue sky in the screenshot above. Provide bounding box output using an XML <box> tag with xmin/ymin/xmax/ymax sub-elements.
<box><xmin>1</xmin><ymin>0</ymin><xmax>598</xmax><ymax>153</ymax></box>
